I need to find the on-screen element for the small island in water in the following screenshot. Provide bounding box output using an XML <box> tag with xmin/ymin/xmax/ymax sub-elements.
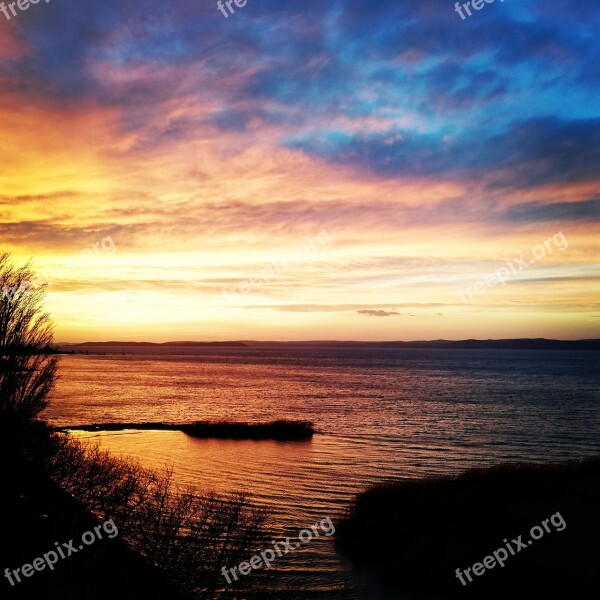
<box><xmin>56</xmin><ymin>419</ymin><xmax>316</xmax><ymax>441</ymax></box>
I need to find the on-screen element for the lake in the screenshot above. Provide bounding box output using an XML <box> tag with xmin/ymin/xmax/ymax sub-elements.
<box><xmin>44</xmin><ymin>347</ymin><xmax>600</xmax><ymax>598</ymax></box>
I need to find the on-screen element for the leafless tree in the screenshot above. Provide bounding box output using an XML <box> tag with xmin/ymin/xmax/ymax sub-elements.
<box><xmin>0</xmin><ymin>253</ymin><xmax>58</xmax><ymax>422</ymax></box>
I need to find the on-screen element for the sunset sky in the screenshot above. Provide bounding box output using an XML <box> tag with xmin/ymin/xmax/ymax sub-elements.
<box><xmin>1</xmin><ymin>0</ymin><xmax>598</xmax><ymax>342</ymax></box>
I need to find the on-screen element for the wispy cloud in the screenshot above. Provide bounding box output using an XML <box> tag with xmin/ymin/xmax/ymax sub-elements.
<box><xmin>357</xmin><ymin>309</ymin><xmax>401</xmax><ymax>317</ymax></box>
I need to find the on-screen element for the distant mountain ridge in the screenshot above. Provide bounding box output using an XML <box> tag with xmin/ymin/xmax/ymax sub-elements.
<box><xmin>69</xmin><ymin>341</ymin><xmax>247</xmax><ymax>347</ymax></box>
<box><xmin>61</xmin><ymin>339</ymin><xmax>600</xmax><ymax>350</ymax></box>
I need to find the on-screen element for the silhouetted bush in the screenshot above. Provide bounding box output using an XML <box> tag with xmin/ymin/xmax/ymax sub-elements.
<box><xmin>0</xmin><ymin>253</ymin><xmax>58</xmax><ymax>422</ymax></box>
<box><xmin>48</xmin><ymin>434</ymin><xmax>269</xmax><ymax>598</ymax></box>
<box><xmin>336</xmin><ymin>458</ymin><xmax>600</xmax><ymax>599</ymax></box>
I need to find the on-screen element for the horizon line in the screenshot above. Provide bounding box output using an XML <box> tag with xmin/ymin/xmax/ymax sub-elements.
<box><xmin>56</xmin><ymin>338</ymin><xmax>600</xmax><ymax>345</ymax></box>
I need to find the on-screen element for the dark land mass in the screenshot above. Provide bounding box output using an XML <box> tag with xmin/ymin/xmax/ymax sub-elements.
<box><xmin>181</xmin><ymin>420</ymin><xmax>314</xmax><ymax>441</ymax></box>
<box><xmin>240</xmin><ymin>338</ymin><xmax>600</xmax><ymax>350</ymax></box>
<box><xmin>336</xmin><ymin>457</ymin><xmax>600</xmax><ymax>599</ymax></box>
<box><xmin>55</xmin><ymin>420</ymin><xmax>315</xmax><ymax>441</ymax></box>
<box><xmin>65</xmin><ymin>341</ymin><xmax>248</xmax><ymax>347</ymax></box>
<box><xmin>1</xmin><ymin>419</ymin><xmax>185</xmax><ymax>600</ymax></box>
<box><xmin>59</xmin><ymin>338</ymin><xmax>600</xmax><ymax>350</ymax></box>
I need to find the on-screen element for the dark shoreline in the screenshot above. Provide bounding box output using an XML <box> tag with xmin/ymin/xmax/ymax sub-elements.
<box><xmin>336</xmin><ymin>457</ymin><xmax>600</xmax><ymax>598</ymax></box>
<box><xmin>2</xmin><ymin>419</ymin><xmax>185</xmax><ymax>600</ymax></box>
<box><xmin>59</xmin><ymin>338</ymin><xmax>600</xmax><ymax>351</ymax></box>
<box><xmin>54</xmin><ymin>420</ymin><xmax>316</xmax><ymax>441</ymax></box>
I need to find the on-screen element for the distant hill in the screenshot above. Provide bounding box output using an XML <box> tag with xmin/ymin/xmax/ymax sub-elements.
<box><xmin>61</xmin><ymin>339</ymin><xmax>600</xmax><ymax>350</ymax></box>
<box><xmin>68</xmin><ymin>341</ymin><xmax>248</xmax><ymax>347</ymax></box>
<box><xmin>245</xmin><ymin>339</ymin><xmax>600</xmax><ymax>350</ymax></box>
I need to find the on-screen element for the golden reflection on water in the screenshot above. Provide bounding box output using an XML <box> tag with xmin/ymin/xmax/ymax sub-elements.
<box><xmin>74</xmin><ymin>431</ymin><xmax>314</xmax><ymax>509</ymax></box>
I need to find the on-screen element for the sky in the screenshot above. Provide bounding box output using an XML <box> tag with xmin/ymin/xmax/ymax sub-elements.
<box><xmin>0</xmin><ymin>0</ymin><xmax>599</xmax><ymax>342</ymax></box>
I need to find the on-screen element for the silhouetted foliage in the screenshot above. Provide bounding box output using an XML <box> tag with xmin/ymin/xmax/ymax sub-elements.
<box><xmin>337</xmin><ymin>458</ymin><xmax>600</xmax><ymax>599</ymax></box>
<box><xmin>48</xmin><ymin>434</ymin><xmax>270</xmax><ymax>598</ymax></box>
<box><xmin>0</xmin><ymin>253</ymin><xmax>58</xmax><ymax>422</ymax></box>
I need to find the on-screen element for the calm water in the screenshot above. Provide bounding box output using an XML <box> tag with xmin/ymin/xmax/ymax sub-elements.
<box><xmin>44</xmin><ymin>347</ymin><xmax>600</xmax><ymax>598</ymax></box>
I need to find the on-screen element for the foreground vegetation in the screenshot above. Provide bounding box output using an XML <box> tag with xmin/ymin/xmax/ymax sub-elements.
<box><xmin>3</xmin><ymin>419</ymin><xmax>274</xmax><ymax>599</ymax></box>
<box><xmin>2</xmin><ymin>417</ymin><xmax>187</xmax><ymax>599</ymax></box>
<box><xmin>336</xmin><ymin>458</ymin><xmax>600</xmax><ymax>598</ymax></box>
<box><xmin>0</xmin><ymin>253</ymin><xmax>58</xmax><ymax>421</ymax></box>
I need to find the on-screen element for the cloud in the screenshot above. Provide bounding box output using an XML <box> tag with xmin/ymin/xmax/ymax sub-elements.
<box><xmin>288</xmin><ymin>117</ymin><xmax>600</xmax><ymax>191</ymax></box>
<box><xmin>505</xmin><ymin>198</ymin><xmax>600</xmax><ymax>222</ymax></box>
<box><xmin>357</xmin><ymin>309</ymin><xmax>401</xmax><ymax>317</ymax></box>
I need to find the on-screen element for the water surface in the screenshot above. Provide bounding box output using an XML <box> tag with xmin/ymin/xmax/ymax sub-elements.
<box><xmin>45</xmin><ymin>347</ymin><xmax>600</xmax><ymax>598</ymax></box>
